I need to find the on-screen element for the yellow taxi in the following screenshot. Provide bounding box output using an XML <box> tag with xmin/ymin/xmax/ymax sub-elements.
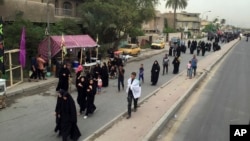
<box><xmin>151</xmin><ymin>40</ymin><xmax>165</xmax><ymax>49</ymax></box>
<box><xmin>118</xmin><ymin>44</ymin><xmax>141</xmax><ymax>56</ymax></box>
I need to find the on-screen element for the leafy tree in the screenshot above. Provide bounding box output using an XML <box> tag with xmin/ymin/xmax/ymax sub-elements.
<box><xmin>163</xmin><ymin>27</ymin><xmax>175</xmax><ymax>33</ymax></box>
<box><xmin>220</xmin><ymin>19</ymin><xmax>226</xmax><ymax>25</ymax></box>
<box><xmin>78</xmin><ymin>0</ymin><xmax>158</xmax><ymax>43</ymax></box>
<box><xmin>4</xmin><ymin>19</ymin><xmax>45</xmax><ymax>57</ymax></box>
<box><xmin>50</xmin><ymin>18</ymin><xmax>82</xmax><ymax>35</ymax></box>
<box><xmin>202</xmin><ymin>23</ymin><xmax>217</xmax><ymax>32</ymax></box>
<box><xmin>165</xmin><ymin>0</ymin><xmax>188</xmax><ymax>30</ymax></box>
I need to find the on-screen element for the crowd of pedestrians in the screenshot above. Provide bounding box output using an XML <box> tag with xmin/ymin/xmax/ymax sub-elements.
<box><xmin>52</xmin><ymin>33</ymin><xmax>240</xmax><ymax>141</ymax></box>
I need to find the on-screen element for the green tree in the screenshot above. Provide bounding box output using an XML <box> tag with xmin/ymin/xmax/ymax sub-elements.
<box><xmin>4</xmin><ymin>19</ymin><xmax>44</xmax><ymax>57</ymax></box>
<box><xmin>78</xmin><ymin>0</ymin><xmax>158</xmax><ymax>43</ymax></box>
<box><xmin>165</xmin><ymin>0</ymin><xmax>188</xmax><ymax>30</ymax></box>
<box><xmin>202</xmin><ymin>23</ymin><xmax>217</xmax><ymax>32</ymax></box>
<box><xmin>220</xmin><ymin>19</ymin><xmax>226</xmax><ymax>25</ymax></box>
<box><xmin>163</xmin><ymin>27</ymin><xmax>175</xmax><ymax>33</ymax></box>
<box><xmin>50</xmin><ymin>18</ymin><xmax>82</xmax><ymax>35</ymax></box>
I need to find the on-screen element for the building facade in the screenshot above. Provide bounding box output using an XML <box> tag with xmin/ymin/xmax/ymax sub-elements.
<box><xmin>0</xmin><ymin>0</ymin><xmax>83</xmax><ymax>23</ymax></box>
<box><xmin>142</xmin><ymin>11</ymin><xmax>201</xmax><ymax>36</ymax></box>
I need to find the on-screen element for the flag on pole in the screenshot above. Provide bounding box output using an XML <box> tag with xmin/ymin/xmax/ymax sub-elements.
<box><xmin>61</xmin><ymin>34</ymin><xmax>67</xmax><ymax>56</ymax></box>
<box><xmin>19</xmin><ymin>27</ymin><xmax>26</xmax><ymax>68</ymax></box>
<box><xmin>0</xmin><ymin>16</ymin><xmax>5</xmax><ymax>75</ymax></box>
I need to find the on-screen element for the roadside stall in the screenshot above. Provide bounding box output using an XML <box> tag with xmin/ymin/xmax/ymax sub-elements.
<box><xmin>38</xmin><ymin>35</ymin><xmax>98</xmax><ymax>76</ymax></box>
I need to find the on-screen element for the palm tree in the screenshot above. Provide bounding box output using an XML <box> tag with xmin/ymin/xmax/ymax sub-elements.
<box><xmin>165</xmin><ymin>0</ymin><xmax>188</xmax><ymax>30</ymax></box>
<box><xmin>220</xmin><ymin>19</ymin><xmax>226</xmax><ymax>25</ymax></box>
<box><xmin>213</xmin><ymin>18</ymin><xmax>219</xmax><ymax>23</ymax></box>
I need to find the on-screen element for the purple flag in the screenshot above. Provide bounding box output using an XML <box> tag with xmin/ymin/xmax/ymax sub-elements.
<box><xmin>19</xmin><ymin>27</ymin><xmax>26</xmax><ymax>68</ymax></box>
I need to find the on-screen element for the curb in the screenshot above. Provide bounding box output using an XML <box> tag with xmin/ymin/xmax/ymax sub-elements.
<box><xmin>83</xmin><ymin>39</ymin><xmax>239</xmax><ymax>141</ymax></box>
<box><xmin>83</xmin><ymin>58</ymin><xmax>187</xmax><ymax>141</ymax></box>
<box><xmin>142</xmin><ymin>40</ymin><xmax>240</xmax><ymax>141</ymax></box>
<box><xmin>6</xmin><ymin>79</ymin><xmax>58</xmax><ymax>97</ymax></box>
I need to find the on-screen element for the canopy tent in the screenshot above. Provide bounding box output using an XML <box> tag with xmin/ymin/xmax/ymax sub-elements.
<box><xmin>38</xmin><ymin>35</ymin><xmax>97</xmax><ymax>60</ymax></box>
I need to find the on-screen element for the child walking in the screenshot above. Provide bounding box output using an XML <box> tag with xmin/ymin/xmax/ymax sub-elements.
<box><xmin>139</xmin><ymin>64</ymin><xmax>144</xmax><ymax>84</ymax></box>
<box><xmin>97</xmin><ymin>75</ymin><xmax>102</xmax><ymax>94</ymax></box>
<box><xmin>187</xmin><ymin>61</ymin><xmax>192</xmax><ymax>79</ymax></box>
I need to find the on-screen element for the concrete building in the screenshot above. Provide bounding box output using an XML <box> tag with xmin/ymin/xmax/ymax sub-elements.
<box><xmin>0</xmin><ymin>0</ymin><xmax>83</xmax><ymax>23</ymax></box>
<box><xmin>142</xmin><ymin>11</ymin><xmax>201</xmax><ymax>36</ymax></box>
<box><xmin>200</xmin><ymin>20</ymin><xmax>211</xmax><ymax>31</ymax></box>
<box><xmin>142</xmin><ymin>10</ymin><xmax>165</xmax><ymax>34</ymax></box>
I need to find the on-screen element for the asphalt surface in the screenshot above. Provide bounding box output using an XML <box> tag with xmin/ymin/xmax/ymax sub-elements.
<box><xmin>0</xmin><ymin>42</ymin><xmax>217</xmax><ymax>141</ymax></box>
<box><xmin>158</xmin><ymin>40</ymin><xmax>250</xmax><ymax>141</ymax></box>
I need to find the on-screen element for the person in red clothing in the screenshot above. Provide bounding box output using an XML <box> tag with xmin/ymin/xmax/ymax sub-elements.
<box><xmin>36</xmin><ymin>54</ymin><xmax>46</xmax><ymax>80</ymax></box>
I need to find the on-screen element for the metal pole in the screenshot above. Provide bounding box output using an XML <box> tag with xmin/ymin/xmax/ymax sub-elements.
<box><xmin>47</xmin><ymin>0</ymin><xmax>51</xmax><ymax>72</ymax></box>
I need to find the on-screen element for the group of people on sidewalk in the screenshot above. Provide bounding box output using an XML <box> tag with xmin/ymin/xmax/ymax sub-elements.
<box><xmin>28</xmin><ymin>54</ymin><xmax>47</xmax><ymax>82</ymax></box>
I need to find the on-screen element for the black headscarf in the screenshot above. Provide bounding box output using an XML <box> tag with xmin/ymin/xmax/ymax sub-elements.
<box><xmin>151</xmin><ymin>60</ymin><xmax>160</xmax><ymax>72</ymax></box>
<box><xmin>60</xmin><ymin>90</ymin><xmax>77</xmax><ymax>123</ymax></box>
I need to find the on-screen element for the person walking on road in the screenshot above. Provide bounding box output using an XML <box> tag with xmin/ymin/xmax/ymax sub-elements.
<box><xmin>191</xmin><ymin>54</ymin><xmax>198</xmax><ymax>77</ymax></box>
<box><xmin>56</xmin><ymin>64</ymin><xmax>71</xmax><ymax>92</ymax></box>
<box><xmin>84</xmin><ymin>79</ymin><xmax>97</xmax><ymax>119</ymax></box>
<box><xmin>126</xmin><ymin>72</ymin><xmax>141</xmax><ymax>119</ymax></box>
<box><xmin>101</xmin><ymin>62</ymin><xmax>109</xmax><ymax>87</ymax></box>
<box><xmin>54</xmin><ymin>91</ymin><xmax>63</xmax><ymax>136</ymax></box>
<box><xmin>118</xmin><ymin>65</ymin><xmax>125</xmax><ymax>92</ymax></box>
<box><xmin>138</xmin><ymin>64</ymin><xmax>144</xmax><ymax>84</ymax></box>
<box><xmin>172</xmin><ymin>56</ymin><xmax>180</xmax><ymax>74</ymax></box>
<box><xmin>187</xmin><ymin>61</ymin><xmax>192</xmax><ymax>79</ymax></box>
<box><xmin>60</xmin><ymin>90</ymin><xmax>81</xmax><ymax>141</ymax></box>
<box><xmin>151</xmin><ymin>60</ymin><xmax>160</xmax><ymax>85</ymax></box>
<box><xmin>76</xmin><ymin>76</ymin><xmax>87</xmax><ymax>115</ymax></box>
<box><xmin>162</xmin><ymin>54</ymin><xmax>169</xmax><ymax>75</ymax></box>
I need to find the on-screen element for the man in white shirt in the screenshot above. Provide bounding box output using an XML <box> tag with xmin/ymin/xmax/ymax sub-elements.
<box><xmin>126</xmin><ymin>72</ymin><xmax>141</xmax><ymax>119</ymax></box>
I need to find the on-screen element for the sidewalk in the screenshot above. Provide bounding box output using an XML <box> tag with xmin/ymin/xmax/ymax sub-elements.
<box><xmin>6</xmin><ymin>48</ymin><xmax>166</xmax><ymax>97</ymax></box>
<box><xmin>83</xmin><ymin>39</ymin><xmax>239</xmax><ymax>141</ymax></box>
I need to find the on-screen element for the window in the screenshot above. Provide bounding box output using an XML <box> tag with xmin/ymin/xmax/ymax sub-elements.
<box><xmin>63</xmin><ymin>2</ymin><xmax>72</xmax><ymax>16</ymax></box>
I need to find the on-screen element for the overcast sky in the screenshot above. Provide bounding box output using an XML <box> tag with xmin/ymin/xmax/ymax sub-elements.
<box><xmin>156</xmin><ymin>0</ymin><xmax>250</xmax><ymax>28</ymax></box>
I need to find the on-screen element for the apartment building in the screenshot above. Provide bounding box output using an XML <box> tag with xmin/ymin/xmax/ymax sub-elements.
<box><xmin>0</xmin><ymin>0</ymin><xmax>83</xmax><ymax>23</ymax></box>
<box><xmin>142</xmin><ymin>11</ymin><xmax>201</xmax><ymax>35</ymax></box>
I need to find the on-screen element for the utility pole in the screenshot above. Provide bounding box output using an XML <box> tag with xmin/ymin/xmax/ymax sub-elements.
<box><xmin>46</xmin><ymin>0</ymin><xmax>51</xmax><ymax>73</ymax></box>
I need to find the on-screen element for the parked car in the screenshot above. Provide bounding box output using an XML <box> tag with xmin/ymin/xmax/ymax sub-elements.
<box><xmin>151</xmin><ymin>40</ymin><xmax>165</xmax><ymax>49</ymax></box>
<box><xmin>118</xmin><ymin>44</ymin><xmax>141</xmax><ymax>56</ymax></box>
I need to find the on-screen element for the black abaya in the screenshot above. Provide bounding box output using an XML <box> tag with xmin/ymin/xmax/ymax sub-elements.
<box><xmin>76</xmin><ymin>76</ymin><xmax>87</xmax><ymax>114</ymax></box>
<box><xmin>172</xmin><ymin>57</ymin><xmax>180</xmax><ymax>74</ymax></box>
<box><xmin>101</xmin><ymin>66</ymin><xmax>109</xmax><ymax>87</ymax></box>
<box><xmin>151</xmin><ymin>61</ymin><xmax>160</xmax><ymax>85</ymax></box>
<box><xmin>56</xmin><ymin>66</ymin><xmax>70</xmax><ymax>91</ymax></box>
<box><xmin>61</xmin><ymin>91</ymin><xmax>81</xmax><ymax>141</ymax></box>
<box><xmin>54</xmin><ymin>94</ymin><xmax>63</xmax><ymax>135</ymax></box>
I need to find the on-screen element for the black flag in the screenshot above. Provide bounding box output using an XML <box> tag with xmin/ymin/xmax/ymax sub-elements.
<box><xmin>0</xmin><ymin>16</ymin><xmax>5</xmax><ymax>75</ymax></box>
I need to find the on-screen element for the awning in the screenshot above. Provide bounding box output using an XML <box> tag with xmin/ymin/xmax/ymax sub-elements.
<box><xmin>38</xmin><ymin>35</ymin><xmax>97</xmax><ymax>60</ymax></box>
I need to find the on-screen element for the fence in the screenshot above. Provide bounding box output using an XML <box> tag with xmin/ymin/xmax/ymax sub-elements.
<box><xmin>4</xmin><ymin>49</ymin><xmax>23</xmax><ymax>89</ymax></box>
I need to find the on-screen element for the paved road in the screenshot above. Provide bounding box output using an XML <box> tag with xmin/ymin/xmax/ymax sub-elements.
<box><xmin>0</xmin><ymin>42</ymin><xmax>216</xmax><ymax>141</ymax></box>
<box><xmin>157</xmin><ymin>40</ymin><xmax>250</xmax><ymax>141</ymax></box>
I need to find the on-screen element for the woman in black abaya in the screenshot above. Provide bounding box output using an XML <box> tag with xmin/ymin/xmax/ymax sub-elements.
<box><xmin>84</xmin><ymin>79</ymin><xmax>97</xmax><ymax>119</ymax></box>
<box><xmin>76</xmin><ymin>76</ymin><xmax>88</xmax><ymax>114</ymax></box>
<box><xmin>151</xmin><ymin>60</ymin><xmax>160</xmax><ymax>86</ymax></box>
<box><xmin>56</xmin><ymin>64</ymin><xmax>71</xmax><ymax>91</ymax></box>
<box><xmin>60</xmin><ymin>90</ymin><xmax>81</xmax><ymax>141</ymax></box>
<box><xmin>101</xmin><ymin>62</ymin><xmax>109</xmax><ymax>87</ymax></box>
<box><xmin>54</xmin><ymin>91</ymin><xmax>63</xmax><ymax>136</ymax></box>
<box><xmin>172</xmin><ymin>56</ymin><xmax>180</xmax><ymax>74</ymax></box>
